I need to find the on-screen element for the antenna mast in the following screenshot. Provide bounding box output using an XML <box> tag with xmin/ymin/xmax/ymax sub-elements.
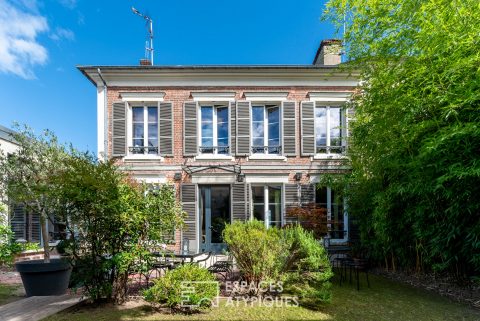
<box><xmin>131</xmin><ymin>7</ymin><xmax>154</xmax><ymax>65</ymax></box>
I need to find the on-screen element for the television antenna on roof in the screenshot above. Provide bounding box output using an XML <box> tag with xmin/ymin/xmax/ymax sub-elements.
<box><xmin>131</xmin><ymin>7</ymin><xmax>154</xmax><ymax>65</ymax></box>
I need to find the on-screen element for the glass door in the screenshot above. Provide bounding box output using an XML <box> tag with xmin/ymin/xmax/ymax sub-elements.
<box><xmin>199</xmin><ymin>185</ymin><xmax>231</xmax><ymax>253</ymax></box>
<box><xmin>252</xmin><ymin>185</ymin><xmax>282</xmax><ymax>228</ymax></box>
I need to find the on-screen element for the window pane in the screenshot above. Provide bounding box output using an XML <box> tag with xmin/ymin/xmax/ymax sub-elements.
<box><xmin>252</xmin><ymin>138</ymin><xmax>264</xmax><ymax>147</ymax></box>
<box><xmin>201</xmin><ymin>123</ymin><xmax>213</xmax><ymax>139</ymax></box>
<box><xmin>268</xmin><ymin>185</ymin><xmax>281</xmax><ymax>203</ymax></box>
<box><xmin>132</xmin><ymin>107</ymin><xmax>143</xmax><ymax>122</ymax></box>
<box><xmin>148</xmin><ymin>124</ymin><xmax>158</xmax><ymax>138</ymax></box>
<box><xmin>315</xmin><ymin>107</ymin><xmax>327</xmax><ymax>149</ymax></box>
<box><xmin>133</xmin><ymin>124</ymin><xmax>144</xmax><ymax>139</ymax></box>
<box><xmin>330</xmin><ymin>107</ymin><xmax>341</xmax><ymax>142</ymax></box>
<box><xmin>268</xmin><ymin>204</ymin><xmax>281</xmax><ymax>225</ymax></box>
<box><xmin>253</xmin><ymin>205</ymin><xmax>264</xmax><ymax>221</ymax></box>
<box><xmin>217</xmin><ymin>107</ymin><xmax>228</xmax><ymax>123</ymax></box>
<box><xmin>252</xmin><ymin>122</ymin><xmax>264</xmax><ymax>141</ymax></box>
<box><xmin>201</xmin><ymin>106</ymin><xmax>213</xmax><ymax>121</ymax></box>
<box><xmin>315</xmin><ymin>186</ymin><xmax>328</xmax><ymax>206</ymax></box>
<box><xmin>218</xmin><ymin>123</ymin><xmax>228</xmax><ymax>140</ymax></box>
<box><xmin>133</xmin><ymin>139</ymin><xmax>143</xmax><ymax>147</ymax></box>
<box><xmin>268</xmin><ymin>123</ymin><xmax>279</xmax><ymax>144</ymax></box>
<box><xmin>252</xmin><ymin>106</ymin><xmax>264</xmax><ymax>121</ymax></box>
<box><xmin>148</xmin><ymin>107</ymin><xmax>158</xmax><ymax>122</ymax></box>
<box><xmin>217</xmin><ymin>138</ymin><xmax>228</xmax><ymax>147</ymax></box>
<box><xmin>267</xmin><ymin>107</ymin><xmax>279</xmax><ymax>124</ymax></box>
<box><xmin>252</xmin><ymin>186</ymin><xmax>264</xmax><ymax>204</ymax></box>
<box><xmin>201</xmin><ymin>138</ymin><xmax>213</xmax><ymax>147</ymax></box>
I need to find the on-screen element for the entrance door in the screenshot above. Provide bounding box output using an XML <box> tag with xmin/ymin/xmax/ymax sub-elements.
<box><xmin>199</xmin><ymin>185</ymin><xmax>231</xmax><ymax>253</ymax></box>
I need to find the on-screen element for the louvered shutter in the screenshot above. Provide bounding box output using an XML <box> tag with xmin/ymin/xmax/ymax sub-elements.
<box><xmin>300</xmin><ymin>184</ymin><xmax>315</xmax><ymax>206</ymax></box>
<box><xmin>301</xmin><ymin>101</ymin><xmax>315</xmax><ymax>156</ymax></box>
<box><xmin>159</xmin><ymin>102</ymin><xmax>173</xmax><ymax>156</ymax></box>
<box><xmin>112</xmin><ymin>102</ymin><xmax>127</xmax><ymax>157</ymax></box>
<box><xmin>282</xmin><ymin>101</ymin><xmax>296</xmax><ymax>156</ymax></box>
<box><xmin>29</xmin><ymin>212</ymin><xmax>41</xmax><ymax>243</ymax></box>
<box><xmin>181</xmin><ymin>184</ymin><xmax>197</xmax><ymax>251</ymax></box>
<box><xmin>236</xmin><ymin>101</ymin><xmax>251</xmax><ymax>156</ymax></box>
<box><xmin>232</xmin><ymin>183</ymin><xmax>249</xmax><ymax>221</ymax></box>
<box><xmin>10</xmin><ymin>204</ymin><xmax>26</xmax><ymax>240</ymax></box>
<box><xmin>230</xmin><ymin>101</ymin><xmax>236</xmax><ymax>156</ymax></box>
<box><xmin>183</xmin><ymin>102</ymin><xmax>198</xmax><ymax>156</ymax></box>
<box><xmin>284</xmin><ymin>184</ymin><xmax>300</xmax><ymax>224</ymax></box>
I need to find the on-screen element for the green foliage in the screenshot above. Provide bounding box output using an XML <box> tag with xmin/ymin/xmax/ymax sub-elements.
<box><xmin>0</xmin><ymin>224</ymin><xmax>23</xmax><ymax>266</ymax></box>
<box><xmin>54</xmin><ymin>154</ymin><xmax>185</xmax><ymax>303</ymax></box>
<box><xmin>323</xmin><ymin>0</ymin><xmax>480</xmax><ymax>275</ymax></box>
<box><xmin>223</xmin><ymin>221</ymin><xmax>333</xmax><ymax>304</ymax></box>
<box><xmin>223</xmin><ymin>220</ymin><xmax>284</xmax><ymax>286</ymax></box>
<box><xmin>144</xmin><ymin>264</ymin><xmax>217</xmax><ymax>311</ymax></box>
<box><xmin>281</xmin><ymin>225</ymin><xmax>333</xmax><ymax>305</ymax></box>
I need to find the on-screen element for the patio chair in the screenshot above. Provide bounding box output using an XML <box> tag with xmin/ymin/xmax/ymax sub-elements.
<box><xmin>208</xmin><ymin>254</ymin><xmax>234</xmax><ymax>280</ymax></box>
<box><xmin>339</xmin><ymin>257</ymin><xmax>370</xmax><ymax>290</ymax></box>
<box><xmin>192</xmin><ymin>251</ymin><xmax>212</xmax><ymax>268</ymax></box>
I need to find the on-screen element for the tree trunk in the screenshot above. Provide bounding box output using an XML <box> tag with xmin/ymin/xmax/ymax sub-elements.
<box><xmin>40</xmin><ymin>214</ymin><xmax>50</xmax><ymax>263</ymax></box>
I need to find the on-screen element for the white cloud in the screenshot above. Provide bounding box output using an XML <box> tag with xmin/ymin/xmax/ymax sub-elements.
<box><xmin>50</xmin><ymin>27</ymin><xmax>75</xmax><ymax>41</ymax></box>
<box><xmin>0</xmin><ymin>0</ymin><xmax>49</xmax><ymax>79</ymax></box>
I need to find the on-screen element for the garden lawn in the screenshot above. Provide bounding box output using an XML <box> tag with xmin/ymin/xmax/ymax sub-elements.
<box><xmin>0</xmin><ymin>283</ymin><xmax>22</xmax><ymax>306</ymax></box>
<box><xmin>44</xmin><ymin>274</ymin><xmax>480</xmax><ymax>321</ymax></box>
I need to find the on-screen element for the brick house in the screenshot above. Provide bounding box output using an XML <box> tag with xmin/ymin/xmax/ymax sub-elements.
<box><xmin>78</xmin><ymin>39</ymin><xmax>359</xmax><ymax>253</ymax></box>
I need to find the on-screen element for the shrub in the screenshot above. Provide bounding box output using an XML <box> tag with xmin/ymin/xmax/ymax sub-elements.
<box><xmin>144</xmin><ymin>264</ymin><xmax>217</xmax><ymax>311</ymax></box>
<box><xmin>223</xmin><ymin>221</ymin><xmax>333</xmax><ymax>304</ymax></box>
<box><xmin>0</xmin><ymin>224</ymin><xmax>23</xmax><ymax>266</ymax></box>
<box><xmin>223</xmin><ymin>220</ymin><xmax>285</xmax><ymax>288</ymax></box>
<box><xmin>281</xmin><ymin>225</ymin><xmax>333</xmax><ymax>304</ymax></box>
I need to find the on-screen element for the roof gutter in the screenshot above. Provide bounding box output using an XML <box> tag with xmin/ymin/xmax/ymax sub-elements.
<box><xmin>97</xmin><ymin>68</ymin><xmax>108</xmax><ymax>160</ymax></box>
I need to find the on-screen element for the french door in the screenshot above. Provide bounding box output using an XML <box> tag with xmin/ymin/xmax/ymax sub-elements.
<box><xmin>199</xmin><ymin>185</ymin><xmax>231</xmax><ymax>253</ymax></box>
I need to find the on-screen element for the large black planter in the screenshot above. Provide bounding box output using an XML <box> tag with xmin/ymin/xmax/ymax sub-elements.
<box><xmin>15</xmin><ymin>259</ymin><xmax>72</xmax><ymax>296</ymax></box>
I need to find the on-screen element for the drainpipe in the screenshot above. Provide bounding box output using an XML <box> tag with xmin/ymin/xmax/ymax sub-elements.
<box><xmin>97</xmin><ymin>68</ymin><xmax>108</xmax><ymax>160</ymax></box>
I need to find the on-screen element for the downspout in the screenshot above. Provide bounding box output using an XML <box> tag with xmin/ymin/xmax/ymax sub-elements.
<box><xmin>97</xmin><ymin>68</ymin><xmax>108</xmax><ymax>160</ymax></box>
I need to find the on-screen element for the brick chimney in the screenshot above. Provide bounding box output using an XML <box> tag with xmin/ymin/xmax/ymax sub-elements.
<box><xmin>313</xmin><ymin>39</ymin><xmax>343</xmax><ymax>65</ymax></box>
<box><xmin>140</xmin><ymin>58</ymin><xmax>152</xmax><ymax>66</ymax></box>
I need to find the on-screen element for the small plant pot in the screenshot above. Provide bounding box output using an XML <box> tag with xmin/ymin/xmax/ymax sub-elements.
<box><xmin>15</xmin><ymin>259</ymin><xmax>72</xmax><ymax>296</ymax></box>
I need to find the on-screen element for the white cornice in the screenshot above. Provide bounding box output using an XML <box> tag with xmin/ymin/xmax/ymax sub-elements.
<box><xmin>244</xmin><ymin>92</ymin><xmax>289</xmax><ymax>101</ymax></box>
<box><xmin>191</xmin><ymin>92</ymin><xmax>236</xmax><ymax>102</ymax></box>
<box><xmin>120</xmin><ymin>92</ymin><xmax>165</xmax><ymax>102</ymax></box>
<box><xmin>308</xmin><ymin>91</ymin><xmax>352</xmax><ymax>102</ymax></box>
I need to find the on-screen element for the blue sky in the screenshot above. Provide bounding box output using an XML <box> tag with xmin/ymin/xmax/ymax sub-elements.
<box><xmin>0</xmin><ymin>0</ymin><xmax>336</xmax><ymax>152</ymax></box>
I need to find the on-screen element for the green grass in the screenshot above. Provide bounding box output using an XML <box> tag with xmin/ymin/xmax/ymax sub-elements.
<box><xmin>44</xmin><ymin>274</ymin><xmax>480</xmax><ymax>321</ymax></box>
<box><xmin>0</xmin><ymin>283</ymin><xmax>22</xmax><ymax>306</ymax></box>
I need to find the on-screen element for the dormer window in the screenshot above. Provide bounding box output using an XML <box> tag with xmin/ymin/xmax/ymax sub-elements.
<box><xmin>199</xmin><ymin>105</ymin><xmax>229</xmax><ymax>155</ymax></box>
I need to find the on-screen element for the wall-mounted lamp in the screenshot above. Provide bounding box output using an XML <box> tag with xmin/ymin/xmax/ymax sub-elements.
<box><xmin>237</xmin><ymin>173</ymin><xmax>245</xmax><ymax>183</ymax></box>
<box><xmin>294</xmin><ymin>172</ymin><xmax>302</xmax><ymax>181</ymax></box>
<box><xmin>174</xmin><ymin>172</ymin><xmax>182</xmax><ymax>181</ymax></box>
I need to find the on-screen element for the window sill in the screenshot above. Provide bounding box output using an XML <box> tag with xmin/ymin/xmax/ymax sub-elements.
<box><xmin>312</xmin><ymin>154</ymin><xmax>349</xmax><ymax>160</ymax></box>
<box><xmin>247</xmin><ymin>154</ymin><xmax>287</xmax><ymax>161</ymax></box>
<box><xmin>194</xmin><ymin>154</ymin><xmax>234</xmax><ymax>161</ymax></box>
<box><xmin>124</xmin><ymin>155</ymin><xmax>165</xmax><ymax>161</ymax></box>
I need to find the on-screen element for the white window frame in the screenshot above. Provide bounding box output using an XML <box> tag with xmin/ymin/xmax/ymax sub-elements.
<box><xmin>250</xmin><ymin>184</ymin><xmax>283</xmax><ymax>228</ymax></box>
<box><xmin>250</xmin><ymin>104</ymin><xmax>282</xmax><ymax>155</ymax></box>
<box><xmin>126</xmin><ymin>103</ymin><xmax>160</xmax><ymax>157</ymax></box>
<box><xmin>314</xmin><ymin>105</ymin><xmax>346</xmax><ymax>155</ymax></box>
<box><xmin>198</xmin><ymin>103</ymin><xmax>230</xmax><ymax>155</ymax></box>
<box><xmin>316</xmin><ymin>185</ymin><xmax>348</xmax><ymax>243</ymax></box>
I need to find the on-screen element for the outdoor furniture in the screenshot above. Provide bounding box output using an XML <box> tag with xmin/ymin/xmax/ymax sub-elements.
<box><xmin>192</xmin><ymin>251</ymin><xmax>212</xmax><ymax>268</ymax></box>
<box><xmin>208</xmin><ymin>254</ymin><xmax>234</xmax><ymax>280</ymax></box>
<box><xmin>337</xmin><ymin>256</ymin><xmax>370</xmax><ymax>291</ymax></box>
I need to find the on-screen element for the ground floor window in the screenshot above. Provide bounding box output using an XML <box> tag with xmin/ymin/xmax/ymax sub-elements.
<box><xmin>315</xmin><ymin>185</ymin><xmax>346</xmax><ymax>240</ymax></box>
<box><xmin>252</xmin><ymin>185</ymin><xmax>282</xmax><ymax>228</ymax></box>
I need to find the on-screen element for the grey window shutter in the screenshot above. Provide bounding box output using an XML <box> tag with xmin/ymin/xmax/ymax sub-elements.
<box><xmin>183</xmin><ymin>102</ymin><xmax>198</xmax><ymax>156</ymax></box>
<box><xmin>301</xmin><ymin>101</ymin><xmax>315</xmax><ymax>156</ymax></box>
<box><xmin>112</xmin><ymin>102</ymin><xmax>127</xmax><ymax>157</ymax></box>
<box><xmin>284</xmin><ymin>184</ymin><xmax>300</xmax><ymax>224</ymax></box>
<box><xmin>29</xmin><ymin>213</ymin><xmax>41</xmax><ymax>243</ymax></box>
<box><xmin>230</xmin><ymin>101</ymin><xmax>236</xmax><ymax>156</ymax></box>
<box><xmin>232</xmin><ymin>183</ymin><xmax>248</xmax><ymax>221</ymax></box>
<box><xmin>282</xmin><ymin>101</ymin><xmax>296</xmax><ymax>156</ymax></box>
<box><xmin>300</xmin><ymin>184</ymin><xmax>315</xmax><ymax>206</ymax></box>
<box><xmin>10</xmin><ymin>203</ymin><xmax>26</xmax><ymax>240</ymax></box>
<box><xmin>181</xmin><ymin>184</ymin><xmax>197</xmax><ymax>247</ymax></box>
<box><xmin>159</xmin><ymin>102</ymin><xmax>173</xmax><ymax>156</ymax></box>
<box><xmin>236</xmin><ymin>101</ymin><xmax>251</xmax><ymax>156</ymax></box>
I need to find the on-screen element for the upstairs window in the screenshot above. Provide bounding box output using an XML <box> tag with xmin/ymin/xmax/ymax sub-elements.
<box><xmin>251</xmin><ymin>105</ymin><xmax>281</xmax><ymax>154</ymax></box>
<box><xmin>199</xmin><ymin>105</ymin><xmax>229</xmax><ymax>155</ymax></box>
<box><xmin>131</xmin><ymin>106</ymin><xmax>158</xmax><ymax>154</ymax></box>
<box><xmin>315</xmin><ymin>106</ymin><xmax>344</xmax><ymax>154</ymax></box>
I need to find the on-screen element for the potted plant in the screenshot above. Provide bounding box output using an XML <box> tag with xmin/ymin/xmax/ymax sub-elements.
<box><xmin>0</xmin><ymin>126</ymin><xmax>72</xmax><ymax>296</ymax></box>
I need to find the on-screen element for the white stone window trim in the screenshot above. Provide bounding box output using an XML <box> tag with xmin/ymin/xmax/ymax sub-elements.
<box><xmin>192</xmin><ymin>92</ymin><xmax>236</xmax><ymax>102</ymax></box>
<box><xmin>120</xmin><ymin>92</ymin><xmax>165</xmax><ymax>102</ymax></box>
<box><xmin>244</xmin><ymin>92</ymin><xmax>289</xmax><ymax>101</ymax></box>
<box><xmin>125</xmin><ymin>102</ymin><xmax>164</xmax><ymax>160</ymax></box>
<box><xmin>196</xmin><ymin>102</ymin><xmax>231</xmax><ymax>157</ymax></box>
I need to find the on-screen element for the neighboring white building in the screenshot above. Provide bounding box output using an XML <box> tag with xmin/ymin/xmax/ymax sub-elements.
<box><xmin>0</xmin><ymin>125</ymin><xmax>19</xmax><ymax>225</ymax></box>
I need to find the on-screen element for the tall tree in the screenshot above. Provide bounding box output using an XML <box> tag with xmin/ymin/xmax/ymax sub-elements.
<box><xmin>323</xmin><ymin>0</ymin><xmax>480</xmax><ymax>274</ymax></box>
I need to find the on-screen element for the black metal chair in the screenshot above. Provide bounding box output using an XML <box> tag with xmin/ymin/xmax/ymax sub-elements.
<box><xmin>340</xmin><ymin>257</ymin><xmax>370</xmax><ymax>290</ymax></box>
<box><xmin>208</xmin><ymin>254</ymin><xmax>234</xmax><ymax>280</ymax></box>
